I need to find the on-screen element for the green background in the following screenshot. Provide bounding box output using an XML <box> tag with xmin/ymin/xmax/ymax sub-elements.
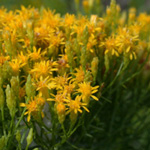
<box><xmin>0</xmin><ymin>0</ymin><xmax>149</xmax><ymax>14</ymax></box>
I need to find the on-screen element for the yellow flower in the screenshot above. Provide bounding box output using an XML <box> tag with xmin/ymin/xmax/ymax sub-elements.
<box><xmin>53</xmin><ymin>75</ymin><xmax>71</xmax><ymax>90</ymax></box>
<box><xmin>19</xmin><ymin>86</ymin><xmax>26</xmax><ymax>100</ymax></box>
<box><xmin>47</xmin><ymin>93</ymin><xmax>65</xmax><ymax>104</ymax></box>
<box><xmin>65</xmin><ymin>95</ymin><xmax>89</xmax><ymax>115</ymax></box>
<box><xmin>71</xmin><ymin>67</ymin><xmax>85</xmax><ymax>84</ymax></box>
<box><xmin>28</xmin><ymin>46</ymin><xmax>46</xmax><ymax>61</ymax></box>
<box><xmin>30</xmin><ymin>60</ymin><xmax>58</xmax><ymax>78</ymax></box>
<box><xmin>56</xmin><ymin>102</ymin><xmax>66</xmax><ymax>124</ymax></box>
<box><xmin>101</xmin><ymin>35</ymin><xmax>119</xmax><ymax>57</ymax></box>
<box><xmin>63</xmin><ymin>83</ymin><xmax>75</xmax><ymax>95</ymax></box>
<box><xmin>64</xmin><ymin>13</ymin><xmax>76</xmax><ymax>27</ymax></box>
<box><xmin>33</xmin><ymin>76</ymin><xmax>55</xmax><ymax>98</ymax></box>
<box><xmin>0</xmin><ymin>55</ymin><xmax>10</xmax><ymax>66</ymax></box>
<box><xmin>65</xmin><ymin>95</ymin><xmax>89</xmax><ymax>123</ymax></box>
<box><xmin>77</xmin><ymin>82</ymin><xmax>99</xmax><ymax>104</ymax></box>
<box><xmin>9</xmin><ymin>59</ymin><xmax>26</xmax><ymax>75</ymax></box>
<box><xmin>20</xmin><ymin>94</ymin><xmax>45</xmax><ymax>122</ymax></box>
<box><xmin>116</xmin><ymin>27</ymin><xmax>139</xmax><ymax>60</ymax></box>
<box><xmin>39</xmin><ymin>9</ymin><xmax>61</xmax><ymax>29</ymax></box>
<box><xmin>87</xmin><ymin>34</ymin><xmax>97</xmax><ymax>53</ymax></box>
<box><xmin>34</xmin><ymin>26</ymin><xmax>54</xmax><ymax>47</ymax></box>
<box><xmin>18</xmin><ymin>51</ymin><xmax>28</xmax><ymax>64</ymax></box>
<box><xmin>56</xmin><ymin>102</ymin><xmax>66</xmax><ymax>115</ymax></box>
<box><xmin>19</xmin><ymin>37</ymin><xmax>30</xmax><ymax>48</ymax></box>
<box><xmin>58</xmin><ymin>54</ymin><xmax>69</xmax><ymax>69</ymax></box>
<box><xmin>33</xmin><ymin>76</ymin><xmax>50</xmax><ymax>91</ymax></box>
<box><xmin>48</xmin><ymin>31</ymin><xmax>65</xmax><ymax>49</ymax></box>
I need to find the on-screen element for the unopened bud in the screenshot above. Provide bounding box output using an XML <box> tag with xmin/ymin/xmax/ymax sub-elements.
<box><xmin>27</xmin><ymin>128</ymin><xmax>34</xmax><ymax>147</ymax></box>
<box><xmin>16</xmin><ymin>130</ymin><xmax>21</xmax><ymax>143</ymax></box>
<box><xmin>10</xmin><ymin>76</ymin><xmax>19</xmax><ymax>98</ymax></box>
<box><xmin>56</xmin><ymin>103</ymin><xmax>66</xmax><ymax>124</ymax></box>
<box><xmin>6</xmin><ymin>84</ymin><xmax>16</xmax><ymax>117</ymax></box>
<box><xmin>91</xmin><ymin>57</ymin><xmax>99</xmax><ymax>81</ymax></box>
<box><xmin>82</xmin><ymin>0</ymin><xmax>90</xmax><ymax>14</ymax></box>
<box><xmin>25</xmin><ymin>74</ymin><xmax>35</xmax><ymax>98</ymax></box>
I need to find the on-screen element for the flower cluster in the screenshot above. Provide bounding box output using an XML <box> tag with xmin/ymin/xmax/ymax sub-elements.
<box><xmin>0</xmin><ymin>1</ymin><xmax>150</xmax><ymax>149</ymax></box>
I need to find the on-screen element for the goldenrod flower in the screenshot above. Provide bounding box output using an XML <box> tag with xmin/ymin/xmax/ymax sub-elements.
<box><xmin>18</xmin><ymin>51</ymin><xmax>28</xmax><ymax>64</ymax></box>
<box><xmin>57</xmin><ymin>54</ymin><xmax>70</xmax><ymax>75</ymax></box>
<box><xmin>0</xmin><ymin>55</ymin><xmax>10</xmax><ymax>66</ymax></box>
<box><xmin>65</xmin><ymin>95</ymin><xmax>89</xmax><ymax>123</ymax></box>
<box><xmin>77</xmin><ymin>82</ymin><xmax>99</xmax><ymax>104</ymax></box>
<box><xmin>33</xmin><ymin>76</ymin><xmax>52</xmax><ymax>98</ymax></box>
<box><xmin>19</xmin><ymin>87</ymin><xmax>26</xmax><ymax>100</ymax></box>
<box><xmin>101</xmin><ymin>35</ymin><xmax>119</xmax><ymax>56</ymax></box>
<box><xmin>19</xmin><ymin>37</ymin><xmax>30</xmax><ymax>48</ymax></box>
<box><xmin>28</xmin><ymin>46</ymin><xmax>46</xmax><ymax>61</ymax></box>
<box><xmin>20</xmin><ymin>94</ymin><xmax>45</xmax><ymax>122</ymax></box>
<box><xmin>63</xmin><ymin>83</ymin><xmax>75</xmax><ymax>95</ymax></box>
<box><xmin>53</xmin><ymin>75</ymin><xmax>71</xmax><ymax>90</ymax></box>
<box><xmin>71</xmin><ymin>67</ymin><xmax>85</xmax><ymax>84</ymax></box>
<box><xmin>48</xmin><ymin>32</ymin><xmax>65</xmax><ymax>49</ymax></box>
<box><xmin>116</xmin><ymin>28</ymin><xmax>139</xmax><ymax>60</ymax></box>
<box><xmin>65</xmin><ymin>95</ymin><xmax>89</xmax><ymax>114</ymax></box>
<box><xmin>47</xmin><ymin>93</ymin><xmax>66</xmax><ymax>104</ymax></box>
<box><xmin>9</xmin><ymin>59</ymin><xmax>26</xmax><ymax>75</ymax></box>
<box><xmin>56</xmin><ymin>102</ymin><xmax>66</xmax><ymax>124</ymax></box>
<box><xmin>30</xmin><ymin>60</ymin><xmax>57</xmax><ymax>78</ymax></box>
<box><xmin>33</xmin><ymin>76</ymin><xmax>50</xmax><ymax>91</ymax></box>
<box><xmin>64</xmin><ymin>13</ymin><xmax>76</xmax><ymax>27</ymax></box>
<box><xmin>87</xmin><ymin>34</ymin><xmax>97</xmax><ymax>53</ymax></box>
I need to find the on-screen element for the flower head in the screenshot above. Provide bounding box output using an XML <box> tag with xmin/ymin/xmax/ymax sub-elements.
<box><xmin>65</xmin><ymin>95</ymin><xmax>89</xmax><ymax>114</ymax></box>
<box><xmin>28</xmin><ymin>46</ymin><xmax>46</xmax><ymax>61</ymax></box>
<box><xmin>20</xmin><ymin>94</ymin><xmax>45</xmax><ymax>122</ymax></box>
<box><xmin>77</xmin><ymin>82</ymin><xmax>99</xmax><ymax>104</ymax></box>
<box><xmin>30</xmin><ymin>60</ymin><xmax>57</xmax><ymax>78</ymax></box>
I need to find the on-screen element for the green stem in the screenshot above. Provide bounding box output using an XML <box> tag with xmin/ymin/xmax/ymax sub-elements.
<box><xmin>15</xmin><ymin>107</ymin><xmax>27</xmax><ymax>129</ymax></box>
<box><xmin>62</xmin><ymin>123</ymin><xmax>67</xmax><ymax>137</ymax></box>
<box><xmin>15</xmin><ymin>98</ymin><xmax>30</xmax><ymax>129</ymax></box>
<box><xmin>25</xmin><ymin>145</ymin><xmax>29</xmax><ymax>150</ymax></box>
<box><xmin>17</xmin><ymin>142</ymin><xmax>22</xmax><ymax>150</ymax></box>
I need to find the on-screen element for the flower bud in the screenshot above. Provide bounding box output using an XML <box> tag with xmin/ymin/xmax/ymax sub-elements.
<box><xmin>6</xmin><ymin>84</ymin><xmax>16</xmax><ymax>117</ymax></box>
<box><xmin>3</xmin><ymin>30</ymin><xmax>13</xmax><ymax>57</ymax></box>
<box><xmin>82</xmin><ymin>0</ymin><xmax>90</xmax><ymax>14</ymax></box>
<box><xmin>56</xmin><ymin>103</ymin><xmax>66</xmax><ymax>124</ymax></box>
<box><xmin>84</xmin><ymin>71</ymin><xmax>92</xmax><ymax>83</ymax></box>
<box><xmin>27</xmin><ymin>128</ymin><xmax>34</xmax><ymax>147</ymax></box>
<box><xmin>104</xmin><ymin>54</ymin><xmax>109</xmax><ymax>72</ymax></box>
<box><xmin>16</xmin><ymin>130</ymin><xmax>21</xmax><ymax>143</ymax></box>
<box><xmin>91</xmin><ymin>57</ymin><xmax>99</xmax><ymax>81</ymax></box>
<box><xmin>65</xmin><ymin>41</ymin><xmax>74</xmax><ymax>71</ymax></box>
<box><xmin>129</xmin><ymin>8</ymin><xmax>136</xmax><ymax>20</ymax></box>
<box><xmin>82</xmin><ymin>26</ymin><xmax>89</xmax><ymax>45</ymax></box>
<box><xmin>25</xmin><ymin>74</ymin><xmax>35</xmax><ymax>98</ymax></box>
<box><xmin>80</xmin><ymin>46</ymin><xmax>87</xmax><ymax>72</ymax></box>
<box><xmin>89</xmin><ymin>0</ymin><xmax>94</xmax><ymax>8</ymax></box>
<box><xmin>10</xmin><ymin>76</ymin><xmax>19</xmax><ymax>98</ymax></box>
<box><xmin>2</xmin><ymin>61</ymin><xmax>12</xmax><ymax>81</ymax></box>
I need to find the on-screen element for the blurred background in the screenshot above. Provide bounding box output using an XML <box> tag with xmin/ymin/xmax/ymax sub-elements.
<box><xmin>0</xmin><ymin>0</ymin><xmax>150</xmax><ymax>15</ymax></box>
